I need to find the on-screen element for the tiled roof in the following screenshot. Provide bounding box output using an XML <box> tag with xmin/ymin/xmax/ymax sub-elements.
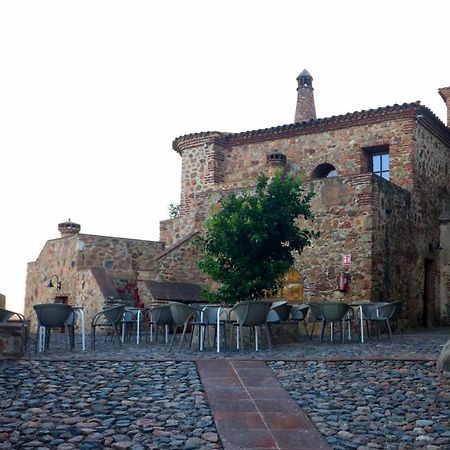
<box><xmin>173</xmin><ymin>102</ymin><xmax>449</xmax><ymax>152</ymax></box>
<box><xmin>145</xmin><ymin>280</ymin><xmax>205</xmax><ymax>303</ymax></box>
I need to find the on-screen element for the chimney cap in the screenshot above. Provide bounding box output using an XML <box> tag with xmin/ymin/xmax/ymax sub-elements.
<box><xmin>58</xmin><ymin>219</ymin><xmax>81</xmax><ymax>236</ymax></box>
<box><xmin>297</xmin><ymin>69</ymin><xmax>313</xmax><ymax>80</ymax></box>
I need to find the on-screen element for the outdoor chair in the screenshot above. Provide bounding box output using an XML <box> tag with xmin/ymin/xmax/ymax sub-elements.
<box><xmin>33</xmin><ymin>303</ymin><xmax>75</xmax><ymax>352</ymax></box>
<box><xmin>0</xmin><ymin>307</ymin><xmax>29</xmax><ymax>351</ymax></box>
<box><xmin>229</xmin><ymin>300</ymin><xmax>272</xmax><ymax>351</ymax></box>
<box><xmin>319</xmin><ymin>302</ymin><xmax>352</xmax><ymax>343</ymax></box>
<box><xmin>307</xmin><ymin>302</ymin><xmax>324</xmax><ymax>340</ymax></box>
<box><xmin>266</xmin><ymin>300</ymin><xmax>292</xmax><ymax>323</ymax></box>
<box><xmin>190</xmin><ymin>304</ymin><xmax>227</xmax><ymax>351</ymax></box>
<box><xmin>168</xmin><ymin>302</ymin><xmax>198</xmax><ymax>352</ymax></box>
<box><xmin>361</xmin><ymin>301</ymin><xmax>402</xmax><ymax>339</ymax></box>
<box><xmin>91</xmin><ymin>305</ymin><xmax>125</xmax><ymax>349</ymax></box>
<box><xmin>290</xmin><ymin>304</ymin><xmax>310</xmax><ymax>338</ymax></box>
<box><xmin>146</xmin><ymin>304</ymin><xmax>173</xmax><ymax>344</ymax></box>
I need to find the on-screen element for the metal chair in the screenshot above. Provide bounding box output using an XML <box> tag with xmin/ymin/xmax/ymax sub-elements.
<box><xmin>190</xmin><ymin>304</ymin><xmax>228</xmax><ymax>351</ymax></box>
<box><xmin>319</xmin><ymin>302</ymin><xmax>352</xmax><ymax>343</ymax></box>
<box><xmin>0</xmin><ymin>307</ymin><xmax>28</xmax><ymax>351</ymax></box>
<box><xmin>307</xmin><ymin>302</ymin><xmax>324</xmax><ymax>340</ymax></box>
<box><xmin>229</xmin><ymin>300</ymin><xmax>272</xmax><ymax>351</ymax></box>
<box><xmin>168</xmin><ymin>302</ymin><xmax>197</xmax><ymax>352</ymax></box>
<box><xmin>266</xmin><ymin>300</ymin><xmax>292</xmax><ymax>323</ymax></box>
<box><xmin>33</xmin><ymin>303</ymin><xmax>75</xmax><ymax>352</ymax></box>
<box><xmin>361</xmin><ymin>301</ymin><xmax>402</xmax><ymax>339</ymax></box>
<box><xmin>290</xmin><ymin>304</ymin><xmax>310</xmax><ymax>338</ymax></box>
<box><xmin>146</xmin><ymin>304</ymin><xmax>173</xmax><ymax>343</ymax></box>
<box><xmin>91</xmin><ymin>305</ymin><xmax>125</xmax><ymax>349</ymax></box>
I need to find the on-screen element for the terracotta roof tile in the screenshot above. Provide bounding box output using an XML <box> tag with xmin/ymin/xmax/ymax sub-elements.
<box><xmin>173</xmin><ymin>102</ymin><xmax>449</xmax><ymax>152</ymax></box>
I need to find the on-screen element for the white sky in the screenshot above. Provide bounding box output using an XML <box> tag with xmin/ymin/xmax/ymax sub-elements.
<box><xmin>1</xmin><ymin>0</ymin><xmax>449</xmax><ymax>313</ymax></box>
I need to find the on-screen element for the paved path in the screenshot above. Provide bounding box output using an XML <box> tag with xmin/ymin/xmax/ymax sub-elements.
<box><xmin>198</xmin><ymin>359</ymin><xmax>330</xmax><ymax>449</ymax></box>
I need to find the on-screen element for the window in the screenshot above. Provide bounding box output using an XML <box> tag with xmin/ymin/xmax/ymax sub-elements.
<box><xmin>312</xmin><ymin>163</ymin><xmax>337</xmax><ymax>179</ymax></box>
<box><xmin>365</xmin><ymin>145</ymin><xmax>390</xmax><ymax>180</ymax></box>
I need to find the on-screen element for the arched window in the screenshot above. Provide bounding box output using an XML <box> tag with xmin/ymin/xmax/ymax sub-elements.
<box><xmin>312</xmin><ymin>163</ymin><xmax>337</xmax><ymax>179</ymax></box>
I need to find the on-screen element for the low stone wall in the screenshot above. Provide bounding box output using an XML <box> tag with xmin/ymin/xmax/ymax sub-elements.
<box><xmin>0</xmin><ymin>323</ymin><xmax>25</xmax><ymax>359</ymax></box>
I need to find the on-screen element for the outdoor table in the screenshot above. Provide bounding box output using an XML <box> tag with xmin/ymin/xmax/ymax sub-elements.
<box><xmin>349</xmin><ymin>301</ymin><xmax>371</xmax><ymax>343</ymax></box>
<box><xmin>197</xmin><ymin>305</ymin><xmax>230</xmax><ymax>353</ymax></box>
<box><xmin>121</xmin><ymin>307</ymin><xmax>142</xmax><ymax>345</ymax></box>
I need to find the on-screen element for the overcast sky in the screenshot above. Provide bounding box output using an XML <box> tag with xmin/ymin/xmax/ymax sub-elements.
<box><xmin>1</xmin><ymin>0</ymin><xmax>449</xmax><ymax>312</ymax></box>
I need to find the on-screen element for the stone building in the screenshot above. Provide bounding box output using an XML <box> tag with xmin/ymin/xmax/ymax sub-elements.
<box><xmin>25</xmin><ymin>71</ymin><xmax>450</xmax><ymax>329</ymax></box>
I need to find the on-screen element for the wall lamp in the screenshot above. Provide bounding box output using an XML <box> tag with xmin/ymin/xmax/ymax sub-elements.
<box><xmin>429</xmin><ymin>239</ymin><xmax>443</xmax><ymax>252</ymax></box>
<box><xmin>47</xmin><ymin>274</ymin><xmax>62</xmax><ymax>291</ymax></box>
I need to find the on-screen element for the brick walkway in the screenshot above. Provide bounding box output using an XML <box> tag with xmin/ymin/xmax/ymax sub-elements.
<box><xmin>197</xmin><ymin>359</ymin><xmax>331</xmax><ymax>450</ymax></box>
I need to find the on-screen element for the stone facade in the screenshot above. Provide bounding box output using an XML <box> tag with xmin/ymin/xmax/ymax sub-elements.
<box><xmin>24</xmin><ymin>71</ymin><xmax>450</xmax><ymax>332</ymax></box>
<box><xmin>167</xmin><ymin>78</ymin><xmax>450</xmax><ymax>327</ymax></box>
<box><xmin>25</xmin><ymin>229</ymin><xmax>164</xmax><ymax>329</ymax></box>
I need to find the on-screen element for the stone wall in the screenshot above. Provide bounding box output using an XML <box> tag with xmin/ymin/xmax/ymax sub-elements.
<box><xmin>166</xmin><ymin>106</ymin><xmax>450</xmax><ymax>327</ymax></box>
<box><xmin>153</xmin><ymin>233</ymin><xmax>207</xmax><ymax>284</ymax></box>
<box><xmin>25</xmin><ymin>233</ymin><xmax>164</xmax><ymax>331</ymax></box>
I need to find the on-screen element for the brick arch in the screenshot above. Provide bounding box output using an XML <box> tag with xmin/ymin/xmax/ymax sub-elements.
<box><xmin>311</xmin><ymin>162</ymin><xmax>337</xmax><ymax>179</ymax></box>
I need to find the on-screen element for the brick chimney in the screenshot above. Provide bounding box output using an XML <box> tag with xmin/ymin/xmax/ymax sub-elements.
<box><xmin>438</xmin><ymin>86</ymin><xmax>450</xmax><ymax>127</ymax></box>
<box><xmin>294</xmin><ymin>69</ymin><xmax>316</xmax><ymax>123</ymax></box>
<box><xmin>58</xmin><ymin>219</ymin><xmax>81</xmax><ymax>237</ymax></box>
<box><xmin>266</xmin><ymin>151</ymin><xmax>287</xmax><ymax>178</ymax></box>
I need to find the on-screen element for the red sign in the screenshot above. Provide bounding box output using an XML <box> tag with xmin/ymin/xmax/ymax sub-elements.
<box><xmin>342</xmin><ymin>254</ymin><xmax>351</xmax><ymax>270</ymax></box>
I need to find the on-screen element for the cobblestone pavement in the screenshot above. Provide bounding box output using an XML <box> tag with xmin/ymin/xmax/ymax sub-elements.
<box><xmin>270</xmin><ymin>360</ymin><xmax>450</xmax><ymax>450</ymax></box>
<box><xmin>0</xmin><ymin>360</ymin><xmax>221</xmax><ymax>450</ymax></box>
<box><xmin>1</xmin><ymin>330</ymin><xmax>449</xmax><ymax>449</ymax></box>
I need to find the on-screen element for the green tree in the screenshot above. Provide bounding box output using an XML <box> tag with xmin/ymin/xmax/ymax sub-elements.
<box><xmin>195</xmin><ymin>172</ymin><xmax>318</xmax><ymax>304</ymax></box>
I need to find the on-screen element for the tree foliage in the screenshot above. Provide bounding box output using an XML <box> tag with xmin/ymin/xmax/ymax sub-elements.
<box><xmin>194</xmin><ymin>172</ymin><xmax>318</xmax><ymax>304</ymax></box>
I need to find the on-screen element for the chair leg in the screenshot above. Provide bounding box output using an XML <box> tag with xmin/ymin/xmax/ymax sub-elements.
<box><xmin>385</xmin><ymin>319</ymin><xmax>393</xmax><ymax>338</ymax></box>
<box><xmin>168</xmin><ymin>325</ymin><xmax>178</xmax><ymax>352</ymax></box>
<box><xmin>303</xmin><ymin>321</ymin><xmax>309</xmax><ymax>338</ymax></box>
<box><xmin>310</xmin><ymin>321</ymin><xmax>316</xmax><ymax>340</ymax></box>
<box><xmin>178</xmin><ymin>322</ymin><xmax>189</xmax><ymax>352</ymax></box>
<box><xmin>264</xmin><ymin>324</ymin><xmax>272</xmax><ymax>350</ymax></box>
<box><xmin>91</xmin><ymin>326</ymin><xmax>96</xmax><ymax>350</ymax></box>
<box><xmin>320</xmin><ymin>320</ymin><xmax>326</xmax><ymax>343</ymax></box>
<box><xmin>239</xmin><ymin>324</ymin><xmax>244</xmax><ymax>351</ymax></box>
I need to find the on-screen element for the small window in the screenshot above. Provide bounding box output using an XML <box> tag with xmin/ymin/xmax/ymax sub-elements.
<box><xmin>312</xmin><ymin>163</ymin><xmax>337</xmax><ymax>179</ymax></box>
<box><xmin>365</xmin><ymin>145</ymin><xmax>390</xmax><ymax>180</ymax></box>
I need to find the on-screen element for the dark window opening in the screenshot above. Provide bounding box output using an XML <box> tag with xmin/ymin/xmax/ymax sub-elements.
<box><xmin>366</xmin><ymin>145</ymin><xmax>390</xmax><ymax>180</ymax></box>
<box><xmin>312</xmin><ymin>163</ymin><xmax>337</xmax><ymax>179</ymax></box>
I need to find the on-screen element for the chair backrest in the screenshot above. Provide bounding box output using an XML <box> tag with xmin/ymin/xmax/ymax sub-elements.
<box><xmin>0</xmin><ymin>307</ymin><xmax>25</xmax><ymax>323</ymax></box>
<box><xmin>267</xmin><ymin>301</ymin><xmax>291</xmax><ymax>322</ymax></box>
<box><xmin>200</xmin><ymin>305</ymin><xmax>223</xmax><ymax>324</ymax></box>
<box><xmin>102</xmin><ymin>305</ymin><xmax>125</xmax><ymax>325</ymax></box>
<box><xmin>148</xmin><ymin>305</ymin><xmax>173</xmax><ymax>325</ymax></box>
<box><xmin>290</xmin><ymin>304</ymin><xmax>309</xmax><ymax>321</ymax></box>
<box><xmin>169</xmin><ymin>302</ymin><xmax>195</xmax><ymax>326</ymax></box>
<box><xmin>320</xmin><ymin>302</ymin><xmax>351</xmax><ymax>321</ymax></box>
<box><xmin>361</xmin><ymin>302</ymin><xmax>387</xmax><ymax>320</ymax></box>
<box><xmin>231</xmin><ymin>301</ymin><xmax>271</xmax><ymax>326</ymax></box>
<box><xmin>308</xmin><ymin>303</ymin><xmax>323</xmax><ymax>320</ymax></box>
<box><xmin>34</xmin><ymin>303</ymin><xmax>74</xmax><ymax>327</ymax></box>
<box><xmin>374</xmin><ymin>302</ymin><xmax>398</xmax><ymax>320</ymax></box>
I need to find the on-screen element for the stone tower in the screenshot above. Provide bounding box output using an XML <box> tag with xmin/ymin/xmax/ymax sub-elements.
<box><xmin>294</xmin><ymin>69</ymin><xmax>316</xmax><ymax>123</ymax></box>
